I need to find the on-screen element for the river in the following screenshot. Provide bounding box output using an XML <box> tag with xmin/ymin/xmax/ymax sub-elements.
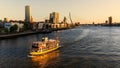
<box><xmin>0</xmin><ymin>26</ymin><xmax>120</xmax><ymax>68</ymax></box>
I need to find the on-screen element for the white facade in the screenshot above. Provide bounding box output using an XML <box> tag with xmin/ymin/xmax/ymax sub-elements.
<box><xmin>4</xmin><ymin>22</ymin><xmax>23</xmax><ymax>32</ymax></box>
<box><xmin>4</xmin><ymin>23</ymin><xmax>11</xmax><ymax>30</ymax></box>
<box><xmin>38</xmin><ymin>23</ymin><xmax>44</xmax><ymax>29</ymax></box>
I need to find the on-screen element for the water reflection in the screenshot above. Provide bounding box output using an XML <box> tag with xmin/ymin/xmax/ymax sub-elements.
<box><xmin>31</xmin><ymin>50</ymin><xmax>60</xmax><ymax>68</ymax></box>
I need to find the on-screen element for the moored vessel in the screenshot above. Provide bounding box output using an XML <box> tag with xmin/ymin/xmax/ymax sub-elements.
<box><xmin>30</xmin><ymin>37</ymin><xmax>60</xmax><ymax>55</ymax></box>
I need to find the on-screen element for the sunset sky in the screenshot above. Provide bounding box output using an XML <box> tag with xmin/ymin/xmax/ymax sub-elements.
<box><xmin>0</xmin><ymin>0</ymin><xmax>120</xmax><ymax>24</ymax></box>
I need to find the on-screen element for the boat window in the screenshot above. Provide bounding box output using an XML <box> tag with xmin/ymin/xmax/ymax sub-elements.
<box><xmin>42</xmin><ymin>38</ymin><xmax>45</xmax><ymax>42</ymax></box>
<box><xmin>32</xmin><ymin>43</ymin><xmax>38</xmax><ymax>48</ymax></box>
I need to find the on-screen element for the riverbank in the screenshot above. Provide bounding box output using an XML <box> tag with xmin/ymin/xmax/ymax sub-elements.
<box><xmin>0</xmin><ymin>31</ymin><xmax>41</xmax><ymax>39</ymax></box>
<box><xmin>0</xmin><ymin>28</ymin><xmax>70</xmax><ymax>39</ymax></box>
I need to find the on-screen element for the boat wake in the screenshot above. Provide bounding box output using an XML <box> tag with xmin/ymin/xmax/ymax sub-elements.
<box><xmin>74</xmin><ymin>29</ymin><xmax>90</xmax><ymax>42</ymax></box>
<box><xmin>59</xmin><ymin>28</ymin><xmax>90</xmax><ymax>48</ymax></box>
<box><xmin>27</xmin><ymin>55</ymin><xmax>35</xmax><ymax>57</ymax></box>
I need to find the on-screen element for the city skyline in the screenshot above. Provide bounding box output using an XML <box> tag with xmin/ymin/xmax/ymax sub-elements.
<box><xmin>1</xmin><ymin>0</ymin><xmax>120</xmax><ymax>24</ymax></box>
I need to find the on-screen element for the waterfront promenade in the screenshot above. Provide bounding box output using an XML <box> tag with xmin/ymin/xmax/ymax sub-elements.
<box><xmin>0</xmin><ymin>28</ymin><xmax>69</xmax><ymax>39</ymax></box>
<box><xmin>0</xmin><ymin>31</ymin><xmax>39</xmax><ymax>39</ymax></box>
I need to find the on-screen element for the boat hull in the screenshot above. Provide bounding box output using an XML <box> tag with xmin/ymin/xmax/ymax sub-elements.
<box><xmin>30</xmin><ymin>46</ymin><xmax>60</xmax><ymax>55</ymax></box>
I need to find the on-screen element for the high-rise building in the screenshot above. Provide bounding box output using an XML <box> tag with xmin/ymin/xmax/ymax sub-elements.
<box><xmin>49</xmin><ymin>12</ymin><xmax>59</xmax><ymax>24</ymax></box>
<box><xmin>108</xmin><ymin>16</ymin><xmax>112</xmax><ymax>25</ymax></box>
<box><xmin>63</xmin><ymin>17</ymin><xmax>67</xmax><ymax>23</ymax></box>
<box><xmin>105</xmin><ymin>20</ymin><xmax>108</xmax><ymax>24</ymax></box>
<box><xmin>25</xmin><ymin>5</ymin><xmax>32</xmax><ymax>23</ymax></box>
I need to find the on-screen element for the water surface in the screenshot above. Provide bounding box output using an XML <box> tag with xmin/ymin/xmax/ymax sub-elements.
<box><xmin>1</xmin><ymin>26</ymin><xmax>120</xmax><ymax>68</ymax></box>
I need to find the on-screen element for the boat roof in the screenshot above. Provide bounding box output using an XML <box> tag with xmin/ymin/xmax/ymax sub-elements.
<box><xmin>33</xmin><ymin>39</ymin><xmax>56</xmax><ymax>43</ymax></box>
<box><xmin>48</xmin><ymin>39</ymin><xmax>56</xmax><ymax>41</ymax></box>
<box><xmin>33</xmin><ymin>42</ymin><xmax>42</xmax><ymax>44</ymax></box>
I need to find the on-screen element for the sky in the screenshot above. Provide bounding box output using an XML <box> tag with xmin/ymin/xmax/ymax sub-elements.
<box><xmin>0</xmin><ymin>0</ymin><xmax>120</xmax><ymax>24</ymax></box>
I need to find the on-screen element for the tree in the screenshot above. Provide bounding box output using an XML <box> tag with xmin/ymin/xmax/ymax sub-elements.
<box><xmin>10</xmin><ymin>24</ymin><xmax>18</xmax><ymax>32</ymax></box>
<box><xmin>23</xmin><ymin>23</ymin><xmax>28</xmax><ymax>31</ymax></box>
<box><xmin>4</xmin><ymin>28</ymin><xmax>9</xmax><ymax>33</ymax></box>
<box><xmin>0</xmin><ymin>28</ymin><xmax>2</xmax><ymax>33</ymax></box>
<box><xmin>14</xmin><ymin>24</ymin><xmax>18</xmax><ymax>31</ymax></box>
<box><xmin>22</xmin><ymin>23</ymin><xmax>32</xmax><ymax>31</ymax></box>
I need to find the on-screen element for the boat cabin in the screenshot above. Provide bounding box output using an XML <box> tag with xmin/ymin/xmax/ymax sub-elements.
<box><xmin>32</xmin><ymin>42</ymin><xmax>42</xmax><ymax>48</ymax></box>
<box><xmin>42</xmin><ymin>37</ymin><xmax>48</xmax><ymax>42</ymax></box>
